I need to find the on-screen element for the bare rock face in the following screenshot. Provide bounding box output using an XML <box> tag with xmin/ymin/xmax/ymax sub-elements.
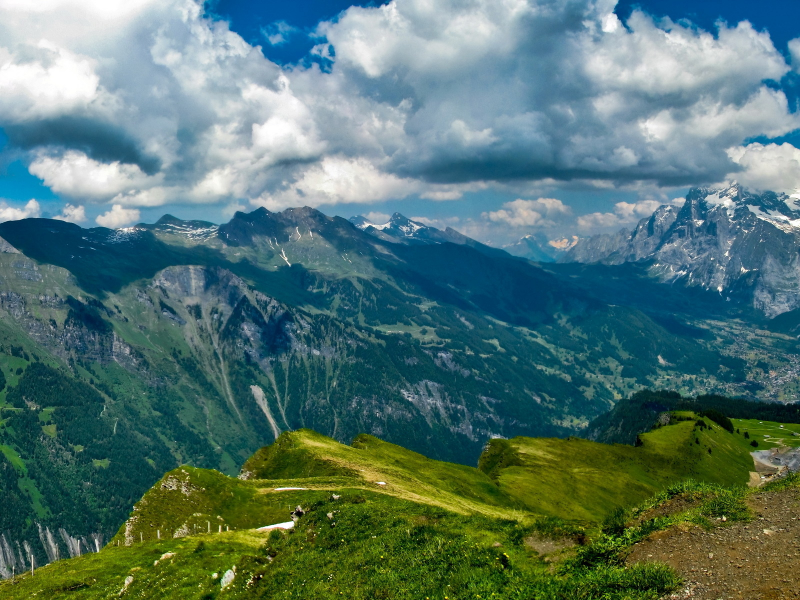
<box><xmin>559</xmin><ymin>229</ymin><xmax>631</xmax><ymax>264</ymax></box>
<box><xmin>561</xmin><ymin>184</ymin><xmax>800</xmax><ymax>317</ymax></box>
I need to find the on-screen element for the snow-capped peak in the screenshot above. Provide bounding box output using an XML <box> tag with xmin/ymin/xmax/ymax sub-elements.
<box><xmin>350</xmin><ymin>213</ymin><xmax>429</xmax><ymax>238</ymax></box>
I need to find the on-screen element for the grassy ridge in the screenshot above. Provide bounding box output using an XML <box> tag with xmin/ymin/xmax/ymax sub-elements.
<box><xmin>96</xmin><ymin>429</ymin><xmax>528</xmax><ymax>553</ymax></box>
<box><xmin>242</xmin><ymin>430</ymin><xmax>521</xmax><ymax>517</ymax></box>
<box><xmin>0</xmin><ymin>411</ymin><xmax>775</xmax><ymax>599</ymax></box>
<box><xmin>480</xmin><ymin>414</ymin><xmax>754</xmax><ymax>521</ymax></box>
<box><xmin>0</xmin><ymin>488</ymin><xmax>681</xmax><ymax>600</ymax></box>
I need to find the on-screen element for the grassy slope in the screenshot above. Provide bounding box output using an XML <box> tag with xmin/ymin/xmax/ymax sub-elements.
<box><xmin>240</xmin><ymin>430</ymin><xmax>521</xmax><ymax>518</ymax></box>
<box><xmin>0</xmin><ymin>488</ymin><xmax>681</xmax><ymax>600</ymax></box>
<box><xmin>98</xmin><ymin>429</ymin><xmax>523</xmax><ymax>550</ymax></box>
<box><xmin>0</xmin><ymin>429</ymin><xmax>689</xmax><ymax>600</ymax></box>
<box><xmin>481</xmin><ymin>413</ymin><xmax>754</xmax><ymax>522</ymax></box>
<box><xmin>732</xmin><ymin>418</ymin><xmax>800</xmax><ymax>448</ymax></box>
<box><xmin>1</xmin><ymin>417</ymin><xmax>773</xmax><ymax>599</ymax></box>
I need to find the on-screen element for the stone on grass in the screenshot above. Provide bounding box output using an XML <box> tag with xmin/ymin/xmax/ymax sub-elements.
<box><xmin>221</xmin><ymin>567</ymin><xmax>236</xmax><ymax>590</ymax></box>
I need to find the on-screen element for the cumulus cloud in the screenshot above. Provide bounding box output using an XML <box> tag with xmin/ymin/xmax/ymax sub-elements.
<box><xmin>577</xmin><ymin>198</ymin><xmax>682</xmax><ymax>230</ymax></box>
<box><xmin>29</xmin><ymin>150</ymin><xmax>158</xmax><ymax>201</ymax></box>
<box><xmin>0</xmin><ymin>199</ymin><xmax>40</xmax><ymax>222</ymax></box>
<box><xmin>726</xmin><ymin>143</ymin><xmax>800</xmax><ymax>193</ymax></box>
<box><xmin>0</xmin><ymin>41</ymin><xmax>104</xmax><ymax>122</ymax></box>
<box><xmin>53</xmin><ymin>203</ymin><xmax>86</xmax><ymax>223</ymax></box>
<box><xmin>95</xmin><ymin>204</ymin><xmax>140</xmax><ymax>228</ymax></box>
<box><xmin>254</xmin><ymin>156</ymin><xmax>418</xmax><ymax>210</ymax></box>
<box><xmin>362</xmin><ymin>211</ymin><xmax>391</xmax><ymax>224</ymax></box>
<box><xmin>0</xmin><ymin>0</ymin><xmax>795</xmax><ymax>221</ymax></box>
<box><xmin>485</xmin><ymin>198</ymin><xmax>572</xmax><ymax>228</ymax></box>
<box><xmin>319</xmin><ymin>1</ymin><xmax>796</xmax><ymax>187</ymax></box>
<box><xmin>790</xmin><ymin>38</ymin><xmax>800</xmax><ymax>71</ymax></box>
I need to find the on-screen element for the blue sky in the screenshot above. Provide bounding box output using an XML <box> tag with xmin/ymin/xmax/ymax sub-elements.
<box><xmin>0</xmin><ymin>0</ymin><xmax>798</xmax><ymax>245</ymax></box>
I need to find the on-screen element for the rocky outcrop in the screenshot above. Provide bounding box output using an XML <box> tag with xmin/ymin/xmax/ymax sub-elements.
<box><xmin>561</xmin><ymin>184</ymin><xmax>800</xmax><ymax>317</ymax></box>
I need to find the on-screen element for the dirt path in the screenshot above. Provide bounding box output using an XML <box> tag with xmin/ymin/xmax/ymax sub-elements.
<box><xmin>627</xmin><ymin>487</ymin><xmax>800</xmax><ymax>599</ymax></box>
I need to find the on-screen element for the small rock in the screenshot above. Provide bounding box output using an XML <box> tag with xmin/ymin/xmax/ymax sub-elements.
<box><xmin>211</xmin><ymin>573</ymin><xmax>218</xmax><ymax>579</ymax></box>
<box><xmin>492</xmin><ymin>542</ymin><xmax>502</xmax><ymax>547</ymax></box>
<box><xmin>119</xmin><ymin>575</ymin><xmax>134</xmax><ymax>596</ymax></box>
<box><xmin>221</xmin><ymin>567</ymin><xmax>236</xmax><ymax>590</ymax></box>
<box><xmin>722</xmin><ymin>516</ymin><xmax>727</xmax><ymax>522</ymax></box>
<box><xmin>327</xmin><ymin>512</ymin><xmax>334</xmax><ymax>520</ymax></box>
<box><xmin>153</xmin><ymin>551</ymin><xmax>175</xmax><ymax>566</ymax></box>
<box><xmin>291</xmin><ymin>506</ymin><xmax>306</xmax><ymax>522</ymax></box>
<box><xmin>331</xmin><ymin>494</ymin><xmax>341</xmax><ymax>501</ymax></box>
<box><xmin>708</xmin><ymin>553</ymin><xmax>714</xmax><ymax>559</ymax></box>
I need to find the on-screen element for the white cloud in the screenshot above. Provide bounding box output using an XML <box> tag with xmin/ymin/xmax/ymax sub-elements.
<box><xmin>0</xmin><ymin>0</ymin><xmax>793</xmax><ymax>219</ymax></box>
<box><xmin>789</xmin><ymin>37</ymin><xmax>800</xmax><ymax>71</ymax></box>
<box><xmin>363</xmin><ymin>211</ymin><xmax>390</xmax><ymax>224</ymax></box>
<box><xmin>577</xmin><ymin>198</ymin><xmax>680</xmax><ymax>230</ymax></box>
<box><xmin>0</xmin><ymin>199</ymin><xmax>40</xmax><ymax>222</ymax></box>
<box><xmin>95</xmin><ymin>204</ymin><xmax>140</xmax><ymax>228</ymax></box>
<box><xmin>29</xmin><ymin>151</ymin><xmax>158</xmax><ymax>201</ymax></box>
<box><xmin>53</xmin><ymin>203</ymin><xmax>86</xmax><ymax>223</ymax></box>
<box><xmin>484</xmin><ymin>198</ymin><xmax>572</xmax><ymax>228</ymax></box>
<box><xmin>262</xmin><ymin>21</ymin><xmax>297</xmax><ymax>46</ymax></box>
<box><xmin>0</xmin><ymin>41</ymin><xmax>105</xmax><ymax>122</ymax></box>
<box><xmin>726</xmin><ymin>143</ymin><xmax>800</xmax><ymax>193</ymax></box>
<box><xmin>254</xmin><ymin>156</ymin><xmax>418</xmax><ymax>210</ymax></box>
<box><xmin>318</xmin><ymin>1</ymin><xmax>797</xmax><ymax>187</ymax></box>
<box><xmin>0</xmin><ymin>0</ymin><xmax>154</xmax><ymax>18</ymax></box>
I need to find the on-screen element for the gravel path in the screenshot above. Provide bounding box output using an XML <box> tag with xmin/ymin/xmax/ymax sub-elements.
<box><xmin>627</xmin><ymin>487</ymin><xmax>800</xmax><ymax>600</ymax></box>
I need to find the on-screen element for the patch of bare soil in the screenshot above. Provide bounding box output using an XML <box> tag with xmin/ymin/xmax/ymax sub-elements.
<box><xmin>632</xmin><ymin>495</ymin><xmax>704</xmax><ymax>526</ymax></box>
<box><xmin>627</xmin><ymin>487</ymin><xmax>800</xmax><ymax>599</ymax></box>
<box><xmin>524</xmin><ymin>534</ymin><xmax>575</xmax><ymax>556</ymax></box>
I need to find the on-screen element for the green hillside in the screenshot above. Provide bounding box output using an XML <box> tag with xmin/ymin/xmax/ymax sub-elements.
<box><xmin>107</xmin><ymin>429</ymin><xmax>524</xmax><ymax>550</ymax></box>
<box><xmin>586</xmin><ymin>389</ymin><xmax>800</xmax><ymax>445</ymax></box>
<box><xmin>480</xmin><ymin>412</ymin><xmax>754</xmax><ymax>521</ymax></box>
<box><xmin>0</xmin><ymin>418</ymin><xmax>771</xmax><ymax>599</ymax></box>
<box><xmin>0</xmin><ymin>490</ymin><xmax>680</xmax><ymax>600</ymax></box>
<box><xmin>731</xmin><ymin>418</ymin><xmax>800</xmax><ymax>448</ymax></box>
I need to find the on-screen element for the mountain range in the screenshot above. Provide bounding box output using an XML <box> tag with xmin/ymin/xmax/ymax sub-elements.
<box><xmin>561</xmin><ymin>184</ymin><xmax>800</xmax><ymax>318</ymax></box>
<box><xmin>0</xmin><ymin>186</ymin><xmax>799</xmax><ymax>571</ymax></box>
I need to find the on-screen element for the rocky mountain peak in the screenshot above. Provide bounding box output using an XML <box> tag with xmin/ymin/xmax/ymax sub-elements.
<box><xmin>139</xmin><ymin>214</ymin><xmax>219</xmax><ymax>241</ymax></box>
<box><xmin>561</xmin><ymin>184</ymin><xmax>800</xmax><ymax>317</ymax></box>
<box><xmin>349</xmin><ymin>212</ymin><xmax>429</xmax><ymax>238</ymax></box>
<box><xmin>679</xmin><ymin>183</ymin><xmax>800</xmax><ymax>228</ymax></box>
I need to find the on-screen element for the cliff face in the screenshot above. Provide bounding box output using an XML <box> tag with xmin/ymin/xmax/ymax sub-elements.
<box><xmin>561</xmin><ymin>185</ymin><xmax>800</xmax><ymax>317</ymax></box>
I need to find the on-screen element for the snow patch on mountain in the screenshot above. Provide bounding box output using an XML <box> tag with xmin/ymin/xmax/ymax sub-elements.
<box><xmin>561</xmin><ymin>184</ymin><xmax>800</xmax><ymax>316</ymax></box>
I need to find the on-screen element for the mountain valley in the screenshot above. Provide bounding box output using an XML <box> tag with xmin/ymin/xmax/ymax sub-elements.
<box><xmin>0</xmin><ymin>188</ymin><xmax>799</xmax><ymax>585</ymax></box>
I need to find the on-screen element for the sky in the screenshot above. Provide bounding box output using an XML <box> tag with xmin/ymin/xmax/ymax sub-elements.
<box><xmin>0</xmin><ymin>0</ymin><xmax>798</xmax><ymax>246</ymax></box>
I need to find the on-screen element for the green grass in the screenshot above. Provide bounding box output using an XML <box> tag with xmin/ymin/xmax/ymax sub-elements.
<box><xmin>17</xmin><ymin>476</ymin><xmax>48</xmax><ymax>518</ymax></box>
<box><xmin>567</xmin><ymin>479</ymin><xmax>751</xmax><ymax>574</ymax></box>
<box><xmin>480</xmin><ymin>413</ymin><xmax>754</xmax><ymax>522</ymax></box>
<box><xmin>113</xmin><ymin>429</ymin><xmax>528</xmax><ymax>550</ymax></box>
<box><xmin>0</xmin><ymin>490</ymin><xmax>680</xmax><ymax>600</ymax></box>
<box><xmin>0</xmin><ymin>417</ymin><xmax>779</xmax><ymax>600</ymax></box>
<box><xmin>242</xmin><ymin>430</ymin><xmax>522</xmax><ymax>519</ymax></box>
<box><xmin>0</xmin><ymin>443</ymin><xmax>25</xmax><ymax>472</ymax></box>
<box><xmin>731</xmin><ymin>418</ymin><xmax>800</xmax><ymax>448</ymax></box>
